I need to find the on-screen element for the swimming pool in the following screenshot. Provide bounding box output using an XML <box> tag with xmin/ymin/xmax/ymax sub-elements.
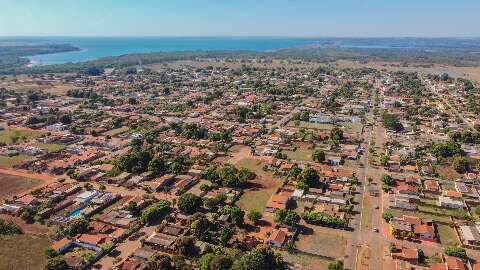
<box><xmin>69</xmin><ymin>208</ymin><xmax>82</xmax><ymax>218</ymax></box>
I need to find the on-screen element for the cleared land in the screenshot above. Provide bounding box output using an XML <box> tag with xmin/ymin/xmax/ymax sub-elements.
<box><xmin>0</xmin><ymin>234</ymin><xmax>51</xmax><ymax>270</ymax></box>
<box><xmin>0</xmin><ymin>155</ymin><xmax>32</xmax><ymax>169</ymax></box>
<box><xmin>0</xmin><ymin>128</ymin><xmax>43</xmax><ymax>144</ymax></box>
<box><xmin>0</xmin><ymin>173</ymin><xmax>43</xmax><ymax>199</ymax></box>
<box><xmin>437</xmin><ymin>224</ymin><xmax>461</xmax><ymax>246</ymax></box>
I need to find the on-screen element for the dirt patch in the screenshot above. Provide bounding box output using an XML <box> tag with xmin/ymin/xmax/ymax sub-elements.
<box><xmin>0</xmin><ymin>173</ymin><xmax>44</xmax><ymax>199</ymax></box>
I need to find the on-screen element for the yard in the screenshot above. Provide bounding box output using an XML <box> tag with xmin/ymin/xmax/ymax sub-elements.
<box><xmin>0</xmin><ymin>234</ymin><xmax>51</xmax><ymax>270</ymax></box>
<box><xmin>0</xmin><ymin>129</ymin><xmax>44</xmax><ymax>144</ymax></box>
<box><xmin>437</xmin><ymin>224</ymin><xmax>460</xmax><ymax>246</ymax></box>
<box><xmin>0</xmin><ymin>173</ymin><xmax>43</xmax><ymax>199</ymax></box>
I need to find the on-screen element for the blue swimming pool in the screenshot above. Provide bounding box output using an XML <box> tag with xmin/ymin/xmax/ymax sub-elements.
<box><xmin>69</xmin><ymin>208</ymin><xmax>82</xmax><ymax>218</ymax></box>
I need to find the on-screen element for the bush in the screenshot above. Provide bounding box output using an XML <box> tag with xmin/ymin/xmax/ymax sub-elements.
<box><xmin>445</xmin><ymin>246</ymin><xmax>467</xmax><ymax>258</ymax></box>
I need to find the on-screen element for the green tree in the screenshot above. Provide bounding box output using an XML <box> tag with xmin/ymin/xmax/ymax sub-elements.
<box><xmin>330</xmin><ymin>127</ymin><xmax>344</xmax><ymax>141</ymax></box>
<box><xmin>328</xmin><ymin>260</ymin><xmax>344</xmax><ymax>270</ymax></box>
<box><xmin>247</xmin><ymin>209</ymin><xmax>262</xmax><ymax>224</ymax></box>
<box><xmin>382</xmin><ymin>212</ymin><xmax>393</xmax><ymax>222</ymax></box>
<box><xmin>453</xmin><ymin>156</ymin><xmax>470</xmax><ymax>173</ymax></box>
<box><xmin>445</xmin><ymin>246</ymin><xmax>467</xmax><ymax>259</ymax></box>
<box><xmin>178</xmin><ymin>193</ymin><xmax>203</xmax><ymax>215</ymax></box>
<box><xmin>312</xmin><ymin>149</ymin><xmax>326</xmax><ymax>163</ymax></box>
<box><xmin>274</xmin><ymin>209</ymin><xmax>300</xmax><ymax>227</ymax></box>
<box><xmin>231</xmin><ymin>245</ymin><xmax>284</xmax><ymax>270</ymax></box>
<box><xmin>297</xmin><ymin>167</ymin><xmax>320</xmax><ymax>189</ymax></box>
<box><xmin>145</xmin><ymin>253</ymin><xmax>173</xmax><ymax>270</ymax></box>
<box><xmin>44</xmin><ymin>257</ymin><xmax>70</xmax><ymax>270</ymax></box>
<box><xmin>141</xmin><ymin>200</ymin><xmax>171</xmax><ymax>225</ymax></box>
<box><xmin>175</xmin><ymin>236</ymin><xmax>197</xmax><ymax>257</ymax></box>
<box><xmin>148</xmin><ymin>156</ymin><xmax>168</xmax><ymax>176</ymax></box>
<box><xmin>67</xmin><ymin>217</ymin><xmax>89</xmax><ymax>236</ymax></box>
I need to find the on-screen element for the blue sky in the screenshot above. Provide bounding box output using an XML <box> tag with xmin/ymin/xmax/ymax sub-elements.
<box><xmin>0</xmin><ymin>0</ymin><xmax>478</xmax><ymax>37</ymax></box>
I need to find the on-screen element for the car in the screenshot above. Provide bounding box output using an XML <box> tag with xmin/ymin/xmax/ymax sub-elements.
<box><xmin>373</xmin><ymin>228</ymin><xmax>379</xmax><ymax>232</ymax></box>
<box><xmin>375</xmin><ymin>206</ymin><xmax>379</xmax><ymax>209</ymax></box>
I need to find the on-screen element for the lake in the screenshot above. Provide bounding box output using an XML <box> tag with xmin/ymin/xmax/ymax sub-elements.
<box><xmin>22</xmin><ymin>37</ymin><xmax>480</xmax><ymax>65</ymax></box>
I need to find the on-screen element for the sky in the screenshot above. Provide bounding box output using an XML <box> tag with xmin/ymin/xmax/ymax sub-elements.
<box><xmin>0</xmin><ymin>0</ymin><xmax>479</xmax><ymax>37</ymax></box>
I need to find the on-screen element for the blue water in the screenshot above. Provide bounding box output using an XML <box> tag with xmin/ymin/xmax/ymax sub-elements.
<box><xmin>26</xmin><ymin>37</ymin><xmax>326</xmax><ymax>65</ymax></box>
<box><xmin>69</xmin><ymin>208</ymin><xmax>82</xmax><ymax>218</ymax></box>
<box><xmin>20</xmin><ymin>37</ymin><xmax>480</xmax><ymax>65</ymax></box>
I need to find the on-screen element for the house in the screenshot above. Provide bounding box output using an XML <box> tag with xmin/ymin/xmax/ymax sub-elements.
<box><xmin>391</xmin><ymin>244</ymin><xmax>419</xmax><ymax>264</ymax></box>
<box><xmin>143</xmin><ymin>232</ymin><xmax>178</xmax><ymax>252</ymax></box>
<box><xmin>459</xmin><ymin>223</ymin><xmax>480</xmax><ymax>247</ymax></box>
<box><xmin>424</xmin><ymin>180</ymin><xmax>441</xmax><ymax>194</ymax></box>
<box><xmin>265</xmin><ymin>189</ymin><xmax>293</xmax><ymax>213</ymax></box>
<box><xmin>430</xmin><ymin>256</ymin><xmax>466</xmax><ymax>270</ymax></box>
<box><xmin>389</xmin><ymin>215</ymin><xmax>436</xmax><ymax>241</ymax></box>
<box><xmin>267</xmin><ymin>229</ymin><xmax>288</xmax><ymax>248</ymax></box>
<box><xmin>438</xmin><ymin>196</ymin><xmax>465</xmax><ymax>209</ymax></box>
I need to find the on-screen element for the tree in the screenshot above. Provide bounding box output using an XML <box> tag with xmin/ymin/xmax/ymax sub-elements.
<box><xmin>330</xmin><ymin>127</ymin><xmax>344</xmax><ymax>141</ymax></box>
<box><xmin>44</xmin><ymin>248</ymin><xmax>58</xmax><ymax>259</ymax></box>
<box><xmin>178</xmin><ymin>193</ymin><xmax>203</xmax><ymax>215</ymax></box>
<box><xmin>0</xmin><ymin>219</ymin><xmax>22</xmax><ymax>235</ymax></box>
<box><xmin>381</xmin><ymin>112</ymin><xmax>403</xmax><ymax>132</ymax></box>
<box><xmin>328</xmin><ymin>260</ymin><xmax>344</xmax><ymax>270</ymax></box>
<box><xmin>453</xmin><ymin>156</ymin><xmax>470</xmax><ymax>173</ymax></box>
<box><xmin>201</xmin><ymin>166</ymin><xmax>220</xmax><ymax>183</ymax></box>
<box><xmin>382</xmin><ymin>212</ymin><xmax>393</xmax><ymax>222</ymax></box>
<box><xmin>67</xmin><ymin>217</ymin><xmax>89</xmax><ymax>236</ymax></box>
<box><xmin>297</xmin><ymin>167</ymin><xmax>320</xmax><ymax>189</ymax></box>
<box><xmin>238</xmin><ymin>168</ymin><xmax>255</xmax><ymax>183</ymax></box>
<box><xmin>274</xmin><ymin>209</ymin><xmax>300</xmax><ymax>227</ymax></box>
<box><xmin>175</xmin><ymin>236</ymin><xmax>197</xmax><ymax>257</ymax></box>
<box><xmin>190</xmin><ymin>216</ymin><xmax>211</xmax><ymax>241</ymax></box>
<box><xmin>231</xmin><ymin>245</ymin><xmax>284</xmax><ymax>270</ymax></box>
<box><xmin>312</xmin><ymin>149</ymin><xmax>326</xmax><ymax>163</ymax></box>
<box><xmin>20</xmin><ymin>207</ymin><xmax>36</xmax><ymax>223</ymax></box>
<box><xmin>220</xmin><ymin>226</ymin><xmax>234</xmax><ymax>245</ymax></box>
<box><xmin>145</xmin><ymin>254</ymin><xmax>173</xmax><ymax>270</ymax></box>
<box><xmin>148</xmin><ymin>156</ymin><xmax>167</xmax><ymax>176</ymax></box>
<box><xmin>141</xmin><ymin>200</ymin><xmax>171</xmax><ymax>225</ymax></box>
<box><xmin>223</xmin><ymin>205</ymin><xmax>245</xmax><ymax>225</ymax></box>
<box><xmin>380</xmin><ymin>154</ymin><xmax>389</xmax><ymax>167</ymax></box>
<box><xmin>44</xmin><ymin>257</ymin><xmax>70</xmax><ymax>270</ymax></box>
<box><xmin>247</xmin><ymin>209</ymin><xmax>262</xmax><ymax>224</ymax></box>
<box><xmin>83</xmin><ymin>66</ymin><xmax>103</xmax><ymax>76</ymax></box>
<box><xmin>199</xmin><ymin>253</ymin><xmax>233</xmax><ymax>270</ymax></box>
<box><xmin>381</xmin><ymin>174</ymin><xmax>395</xmax><ymax>187</ymax></box>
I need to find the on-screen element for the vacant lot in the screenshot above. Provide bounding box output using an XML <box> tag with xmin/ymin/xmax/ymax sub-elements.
<box><xmin>0</xmin><ymin>155</ymin><xmax>32</xmax><ymax>168</ymax></box>
<box><xmin>0</xmin><ymin>173</ymin><xmax>43</xmax><ymax>199</ymax></box>
<box><xmin>0</xmin><ymin>234</ymin><xmax>51</xmax><ymax>270</ymax></box>
<box><xmin>0</xmin><ymin>129</ymin><xmax>44</xmax><ymax>144</ymax></box>
<box><xmin>296</xmin><ymin>226</ymin><xmax>346</xmax><ymax>259</ymax></box>
<box><xmin>437</xmin><ymin>224</ymin><xmax>460</xmax><ymax>246</ymax></box>
<box><xmin>103</xmin><ymin>126</ymin><xmax>130</xmax><ymax>136</ymax></box>
<box><xmin>235</xmin><ymin>158</ymin><xmax>282</xmax><ymax>212</ymax></box>
<box><xmin>284</xmin><ymin>143</ymin><xmax>314</xmax><ymax>162</ymax></box>
<box><xmin>35</xmin><ymin>143</ymin><xmax>65</xmax><ymax>153</ymax></box>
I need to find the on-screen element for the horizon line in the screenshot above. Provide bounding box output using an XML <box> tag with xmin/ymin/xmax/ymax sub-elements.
<box><xmin>1</xmin><ymin>35</ymin><xmax>480</xmax><ymax>39</ymax></box>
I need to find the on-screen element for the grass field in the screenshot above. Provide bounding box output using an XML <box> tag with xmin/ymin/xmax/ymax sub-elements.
<box><xmin>0</xmin><ymin>155</ymin><xmax>32</xmax><ymax>169</ymax></box>
<box><xmin>284</xmin><ymin>144</ymin><xmax>314</xmax><ymax>162</ymax></box>
<box><xmin>437</xmin><ymin>224</ymin><xmax>460</xmax><ymax>246</ymax></box>
<box><xmin>0</xmin><ymin>234</ymin><xmax>51</xmax><ymax>270</ymax></box>
<box><xmin>280</xmin><ymin>250</ymin><xmax>331</xmax><ymax>270</ymax></box>
<box><xmin>388</xmin><ymin>208</ymin><xmax>452</xmax><ymax>223</ymax></box>
<box><xmin>0</xmin><ymin>173</ymin><xmax>43</xmax><ymax>199</ymax></box>
<box><xmin>287</xmin><ymin>121</ymin><xmax>335</xmax><ymax>130</ymax></box>
<box><xmin>103</xmin><ymin>126</ymin><xmax>130</xmax><ymax>136</ymax></box>
<box><xmin>235</xmin><ymin>158</ymin><xmax>282</xmax><ymax>212</ymax></box>
<box><xmin>34</xmin><ymin>143</ymin><xmax>65</xmax><ymax>153</ymax></box>
<box><xmin>0</xmin><ymin>129</ymin><xmax>44</xmax><ymax>144</ymax></box>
